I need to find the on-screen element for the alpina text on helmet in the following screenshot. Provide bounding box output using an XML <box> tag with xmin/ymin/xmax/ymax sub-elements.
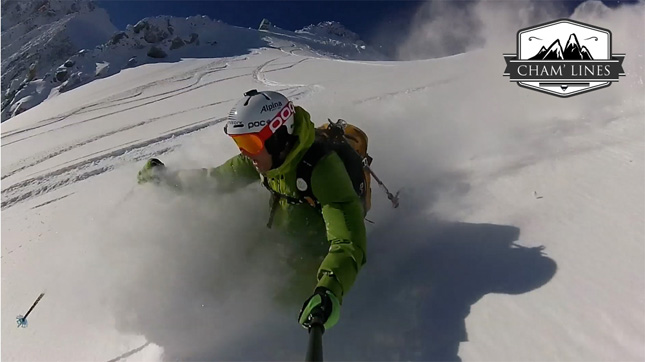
<box><xmin>260</xmin><ymin>101</ymin><xmax>283</xmax><ymax>114</ymax></box>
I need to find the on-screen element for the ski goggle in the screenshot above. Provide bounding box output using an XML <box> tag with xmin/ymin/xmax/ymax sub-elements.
<box><xmin>230</xmin><ymin>133</ymin><xmax>267</xmax><ymax>156</ymax></box>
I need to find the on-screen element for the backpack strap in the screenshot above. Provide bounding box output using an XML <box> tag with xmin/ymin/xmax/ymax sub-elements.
<box><xmin>262</xmin><ymin>176</ymin><xmax>305</xmax><ymax>229</ymax></box>
<box><xmin>295</xmin><ymin>139</ymin><xmax>330</xmax><ymax>209</ymax></box>
<box><xmin>261</xmin><ymin>176</ymin><xmax>302</xmax><ymax>205</ymax></box>
<box><xmin>262</xmin><ymin>136</ymin><xmax>330</xmax><ymax>228</ymax></box>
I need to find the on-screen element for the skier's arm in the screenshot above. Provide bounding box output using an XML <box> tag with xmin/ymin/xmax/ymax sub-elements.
<box><xmin>176</xmin><ymin>154</ymin><xmax>260</xmax><ymax>192</ymax></box>
<box><xmin>143</xmin><ymin>154</ymin><xmax>260</xmax><ymax>192</ymax></box>
<box><xmin>310</xmin><ymin>152</ymin><xmax>367</xmax><ymax>304</ymax></box>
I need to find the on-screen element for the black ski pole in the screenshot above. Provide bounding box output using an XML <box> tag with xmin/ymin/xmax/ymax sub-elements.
<box><xmin>305</xmin><ymin>308</ymin><xmax>325</xmax><ymax>362</ymax></box>
<box><xmin>16</xmin><ymin>293</ymin><xmax>45</xmax><ymax>328</ymax></box>
<box><xmin>364</xmin><ymin>163</ymin><xmax>400</xmax><ymax>208</ymax></box>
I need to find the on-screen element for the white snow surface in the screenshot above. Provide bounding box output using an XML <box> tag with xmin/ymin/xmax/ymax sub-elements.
<box><xmin>0</xmin><ymin>0</ymin><xmax>117</xmax><ymax>88</ymax></box>
<box><xmin>1</xmin><ymin>4</ymin><xmax>384</xmax><ymax>121</ymax></box>
<box><xmin>1</xmin><ymin>1</ymin><xmax>644</xmax><ymax>361</ymax></box>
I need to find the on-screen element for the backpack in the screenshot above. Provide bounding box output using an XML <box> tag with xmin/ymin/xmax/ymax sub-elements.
<box><xmin>264</xmin><ymin>119</ymin><xmax>398</xmax><ymax>228</ymax></box>
<box><xmin>296</xmin><ymin>119</ymin><xmax>372</xmax><ymax>214</ymax></box>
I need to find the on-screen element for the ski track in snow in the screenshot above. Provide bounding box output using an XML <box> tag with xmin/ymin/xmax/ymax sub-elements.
<box><xmin>1</xmin><ymin>99</ymin><xmax>232</xmax><ymax>181</ymax></box>
<box><xmin>1</xmin><ymin>61</ymin><xmax>242</xmax><ymax>146</ymax></box>
<box><xmin>0</xmin><ymin>56</ymin><xmax>258</xmax><ymax>142</ymax></box>
<box><xmin>253</xmin><ymin>55</ymin><xmax>315</xmax><ymax>89</ymax></box>
<box><xmin>1</xmin><ymin>116</ymin><xmax>226</xmax><ymax>209</ymax></box>
<box><xmin>1</xmin><ymin>59</ymin><xmax>231</xmax><ymax>139</ymax></box>
<box><xmin>353</xmin><ymin>76</ymin><xmax>459</xmax><ymax>105</ymax></box>
<box><xmin>1</xmin><ymin>54</ymin><xmax>316</xmax><ymax>186</ymax></box>
<box><xmin>0</xmin><ymin>56</ymin><xmax>266</xmax><ymax>187</ymax></box>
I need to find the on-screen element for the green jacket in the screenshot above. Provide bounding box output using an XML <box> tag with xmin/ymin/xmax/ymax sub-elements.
<box><xmin>178</xmin><ymin>106</ymin><xmax>366</xmax><ymax>303</ymax></box>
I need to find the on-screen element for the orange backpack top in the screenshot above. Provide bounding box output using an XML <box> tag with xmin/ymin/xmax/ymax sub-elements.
<box><xmin>316</xmin><ymin>121</ymin><xmax>372</xmax><ymax>213</ymax></box>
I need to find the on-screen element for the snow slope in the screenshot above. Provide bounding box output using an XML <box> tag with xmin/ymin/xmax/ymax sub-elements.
<box><xmin>1</xmin><ymin>1</ymin><xmax>644</xmax><ymax>361</ymax></box>
<box><xmin>1</xmin><ymin>0</ymin><xmax>117</xmax><ymax>104</ymax></box>
<box><xmin>1</xmin><ymin>5</ymin><xmax>384</xmax><ymax>121</ymax></box>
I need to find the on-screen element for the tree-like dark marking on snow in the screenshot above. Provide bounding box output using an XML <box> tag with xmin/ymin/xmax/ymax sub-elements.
<box><xmin>106</xmin><ymin>342</ymin><xmax>152</xmax><ymax>362</ymax></box>
<box><xmin>30</xmin><ymin>193</ymin><xmax>74</xmax><ymax>209</ymax></box>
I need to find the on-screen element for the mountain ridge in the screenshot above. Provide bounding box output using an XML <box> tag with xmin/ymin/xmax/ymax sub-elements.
<box><xmin>1</xmin><ymin>6</ymin><xmax>382</xmax><ymax>121</ymax></box>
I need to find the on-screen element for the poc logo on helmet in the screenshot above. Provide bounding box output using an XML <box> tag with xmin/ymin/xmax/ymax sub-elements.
<box><xmin>247</xmin><ymin>120</ymin><xmax>267</xmax><ymax>129</ymax></box>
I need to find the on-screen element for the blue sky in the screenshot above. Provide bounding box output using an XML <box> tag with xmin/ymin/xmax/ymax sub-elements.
<box><xmin>97</xmin><ymin>1</ymin><xmax>420</xmax><ymax>39</ymax></box>
<box><xmin>97</xmin><ymin>0</ymin><xmax>634</xmax><ymax>57</ymax></box>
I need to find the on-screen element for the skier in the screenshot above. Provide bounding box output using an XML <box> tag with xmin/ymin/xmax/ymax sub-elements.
<box><xmin>137</xmin><ymin>89</ymin><xmax>367</xmax><ymax>331</ymax></box>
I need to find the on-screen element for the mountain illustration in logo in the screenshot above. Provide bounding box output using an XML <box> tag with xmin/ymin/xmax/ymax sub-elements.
<box><xmin>530</xmin><ymin>34</ymin><xmax>593</xmax><ymax>60</ymax></box>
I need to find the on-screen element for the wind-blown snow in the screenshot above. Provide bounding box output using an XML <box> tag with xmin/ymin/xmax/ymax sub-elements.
<box><xmin>1</xmin><ymin>1</ymin><xmax>644</xmax><ymax>361</ymax></box>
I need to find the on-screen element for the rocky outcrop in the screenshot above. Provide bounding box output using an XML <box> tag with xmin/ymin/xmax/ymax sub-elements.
<box><xmin>147</xmin><ymin>46</ymin><xmax>167</xmax><ymax>59</ymax></box>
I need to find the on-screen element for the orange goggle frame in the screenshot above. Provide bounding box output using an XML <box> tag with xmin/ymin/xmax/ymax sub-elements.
<box><xmin>231</xmin><ymin>133</ymin><xmax>266</xmax><ymax>155</ymax></box>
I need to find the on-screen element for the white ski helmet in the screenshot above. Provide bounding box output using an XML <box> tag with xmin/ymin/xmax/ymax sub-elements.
<box><xmin>225</xmin><ymin>90</ymin><xmax>296</xmax><ymax>157</ymax></box>
<box><xmin>226</xmin><ymin>89</ymin><xmax>295</xmax><ymax>136</ymax></box>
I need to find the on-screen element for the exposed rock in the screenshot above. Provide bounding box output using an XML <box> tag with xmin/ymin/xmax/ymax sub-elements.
<box><xmin>170</xmin><ymin>37</ymin><xmax>185</xmax><ymax>50</ymax></box>
<box><xmin>11</xmin><ymin>95</ymin><xmax>32</xmax><ymax>117</ymax></box>
<box><xmin>143</xmin><ymin>24</ymin><xmax>170</xmax><ymax>44</ymax></box>
<box><xmin>26</xmin><ymin>63</ymin><xmax>37</xmax><ymax>81</ymax></box>
<box><xmin>95</xmin><ymin>62</ymin><xmax>109</xmax><ymax>77</ymax></box>
<box><xmin>259</xmin><ymin>18</ymin><xmax>272</xmax><ymax>31</ymax></box>
<box><xmin>143</xmin><ymin>29</ymin><xmax>159</xmax><ymax>43</ymax></box>
<box><xmin>167</xmin><ymin>19</ymin><xmax>174</xmax><ymax>35</ymax></box>
<box><xmin>109</xmin><ymin>31</ymin><xmax>129</xmax><ymax>45</ymax></box>
<box><xmin>59</xmin><ymin>72</ymin><xmax>83</xmax><ymax>92</ymax></box>
<box><xmin>147</xmin><ymin>46</ymin><xmax>167</xmax><ymax>59</ymax></box>
<box><xmin>186</xmin><ymin>33</ymin><xmax>199</xmax><ymax>44</ymax></box>
<box><xmin>55</xmin><ymin>68</ymin><xmax>69</xmax><ymax>82</ymax></box>
<box><xmin>133</xmin><ymin>20</ymin><xmax>148</xmax><ymax>34</ymax></box>
<box><xmin>127</xmin><ymin>57</ymin><xmax>138</xmax><ymax>67</ymax></box>
<box><xmin>64</xmin><ymin>59</ymin><xmax>75</xmax><ymax>67</ymax></box>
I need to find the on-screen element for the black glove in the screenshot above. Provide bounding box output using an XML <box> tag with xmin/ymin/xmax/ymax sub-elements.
<box><xmin>298</xmin><ymin>287</ymin><xmax>340</xmax><ymax>330</ymax></box>
<box><xmin>137</xmin><ymin>158</ymin><xmax>166</xmax><ymax>184</ymax></box>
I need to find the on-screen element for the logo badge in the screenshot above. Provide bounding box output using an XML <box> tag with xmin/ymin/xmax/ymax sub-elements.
<box><xmin>503</xmin><ymin>19</ymin><xmax>625</xmax><ymax>97</ymax></box>
<box><xmin>296</xmin><ymin>178</ymin><xmax>308</xmax><ymax>191</ymax></box>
